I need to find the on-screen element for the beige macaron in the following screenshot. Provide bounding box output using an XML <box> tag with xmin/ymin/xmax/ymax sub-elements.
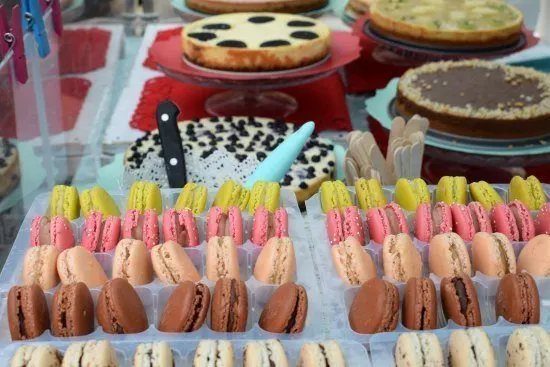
<box><xmin>472</xmin><ymin>232</ymin><xmax>516</xmax><ymax>277</ymax></box>
<box><xmin>382</xmin><ymin>233</ymin><xmax>422</xmax><ymax>283</ymax></box>
<box><xmin>11</xmin><ymin>344</ymin><xmax>61</xmax><ymax>367</ymax></box>
<box><xmin>57</xmin><ymin>246</ymin><xmax>108</xmax><ymax>288</ymax></box>
<box><xmin>429</xmin><ymin>233</ymin><xmax>471</xmax><ymax>278</ymax></box>
<box><xmin>206</xmin><ymin>236</ymin><xmax>240</xmax><ymax>281</ymax></box>
<box><xmin>331</xmin><ymin>237</ymin><xmax>377</xmax><ymax>285</ymax></box>
<box><xmin>23</xmin><ymin>246</ymin><xmax>60</xmax><ymax>290</ymax></box>
<box><xmin>151</xmin><ymin>240</ymin><xmax>201</xmax><ymax>284</ymax></box>
<box><xmin>507</xmin><ymin>326</ymin><xmax>550</xmax><ymax>367</ymax></box>
<box><xmin>112</xmin><ymin>239</ymin><xmax>153</xmax><ymax>285</ymax></box>
<box><xmin>518</xmin><ymin>234</ymin><xmax>550</xmax><ymax>276</ymax></box>
<box><xmin>253</xmin><ymin>237</ymin><xmax>296</xmax><ymax>284</ymax></box>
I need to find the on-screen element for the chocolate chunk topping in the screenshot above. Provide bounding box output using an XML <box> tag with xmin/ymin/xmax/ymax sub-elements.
<box><xmin>260</xmin><ymin>40</ymin><xmax>291</xmax><ymax>47</ymax></box>
<box><xmin>248</xmin><ymin>16</ymin><xmax>275</xmax><ymax>23</ymax></box>
<box><xmin>188</xmin><ymin>32</ymin><xmax>217</xmax><ymax>41</ymax></box>
<box><xmin>217</xmin><ymin>40</ymin><xmax>247</xmax><ymax>48</ymax></box>
<box><xmin>203</xmin><ymin>23</ymin><xmax>231</xmax><ymax>30</ymax></box>
<box><xmin>288</xmin><ymin>20</ymin><xmax>315</xmax><ymax>27</ymax></box>
<box><xmin>290</xmin><ymin>31</ymin><xmax>318</xmax><ymax>40</ymax></box>
<box><xmin>454</xmin><ymin>278</ymin><xmax>468</xmax><ymax>315</ymax></box>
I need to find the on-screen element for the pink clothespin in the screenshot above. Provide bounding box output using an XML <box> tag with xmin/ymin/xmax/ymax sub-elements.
<box><xmin>9</xmin><ymin>5</ymin><xmax>29</xmax><ymax>83</ymax></box>
<box><xmin>39</xmin><ymin>0</ymin><xmax>48</xmax><ymax>12</ymax></box>
<box><xmin>0</xmin><ymin>4</ymin><xmax>9</xmax><ymax>57</ymax></box>
<box><xmin>51</xmin><ymin>0</ymin><xmax>63</xmax><ymax>36</ymax></box>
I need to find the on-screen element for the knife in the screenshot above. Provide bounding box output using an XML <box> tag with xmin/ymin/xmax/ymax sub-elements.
<box><xmin>156</xmin><ymin>100</ymin><xmax>187</xmax><ymax>188</ymax></box>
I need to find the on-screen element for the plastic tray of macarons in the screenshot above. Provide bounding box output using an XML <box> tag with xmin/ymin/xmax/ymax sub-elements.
<box><xmin>0</xmin><ymin>180</ymin><xmax>372</xmax><ymax>366</ymax></box>
<box><xmin>305</xmin><ymin>177</ymin><xmax>550</xmax><ymax>366</ymax></box>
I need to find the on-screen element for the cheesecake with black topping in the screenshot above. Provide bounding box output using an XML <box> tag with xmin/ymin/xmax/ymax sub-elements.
<box><xmin>370</xmin><ymin>0</ymin><xmax>523</xmax><ymax>48</ymax></box>
<box><xmin>186</xmin><ymin>0</ymin><xmax>328</xmax><ymax>14</ymax></box>
<box><xmin>396</xmin><ymin>60</ymin><xmax>550</xmax><ymax>139</ymax></box>
<box><xmin>0</xmin><ymin>138</ymin><xmax>20</xmax><ymax>199</ymax></box>
<box><xmin>182</xmin><ymin>13</ymin><xmax>331</xmax><ymax>71</ymax></box>
<box><xmin>124</xmin><ymin>116</ymin><xmax>335</xmax><ymax>203</ymax></box>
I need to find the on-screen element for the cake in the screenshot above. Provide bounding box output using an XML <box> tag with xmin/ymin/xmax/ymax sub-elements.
<box><xmin>124</xmin><ymin>116</ymin><xmax>336</xmax><ymax>203</ymax></box>
<box><xmin>0</xmin><ymin>138</ymin><xmax>20</xmax><ymax>200</ymax></box>
<box><xmin>345</xmin><ymin>0</ymin><xmax>371</xmax><ymax>19</ymax></box>
<box><xmin>182</xmin><ymin>13</ymin><xmax>331</xmax><ymax>71</ymax></box>
<box><xmin>370</xmin><ymin>0</ymin><xmax>523</xmax><ymax>48</ymax></box>
<box><xmin>396</xmin><ymin>60</ymin><xmax>550</xmax><ymax>139</ymax></box>
<box><xmin>186</xmin><ymin>0</ymin><xmax>328</xmax><ymax>14</ymax></box>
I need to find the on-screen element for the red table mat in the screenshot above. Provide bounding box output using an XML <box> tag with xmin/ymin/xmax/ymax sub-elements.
<box><xmin>59</xmin><ymin>28</ymin><xmax>111</xmax><ymax>75</ymax></box>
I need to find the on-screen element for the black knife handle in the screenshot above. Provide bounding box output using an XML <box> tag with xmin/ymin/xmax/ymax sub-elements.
<box><xmin>156</xmin><ymin>100</ymin><xmax>187</xmax><ymax>188</ymax></box>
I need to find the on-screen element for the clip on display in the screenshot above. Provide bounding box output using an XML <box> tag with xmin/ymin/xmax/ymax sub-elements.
<box><xmin>39</xmin><ymin>0</ymin><xmax>62</xmax><ymax>36</ymax></box>
<box><xmin>0</xmin><ymin>4</ymin><xmax>29</xmax><ymax>83</ymax></box>
<box><xmin>21</xmin><ymin>0</ymin><xmax>50</xmax><ymax>58</ymax></box>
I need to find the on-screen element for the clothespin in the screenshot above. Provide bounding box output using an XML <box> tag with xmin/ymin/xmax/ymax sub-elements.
<box><xmin>39</xmin><ymin>0</ymin><xmax>62</xmax><ymax>37</ymax></box>
<box><xmin>21</xmin><ymin>0</ymin><xmax>50</xmax><ymax>58</ymax></box>
<box><xmin>0</xmin><ymin>5</ymin><xmax>29</xmax><ymax>83</ymax></box>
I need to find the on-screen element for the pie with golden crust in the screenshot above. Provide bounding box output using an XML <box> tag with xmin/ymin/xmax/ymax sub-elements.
<box><xmin>182</xmin><ymin>13</ymin><xmax>331</xmax><ymax>71</ymax></box>
<box><xmin>186</xmin><ymin>0</ymin><xmax>328</xmax><ymax>14</ymax></box>
<box><xmin>370</xmin><ymin>0</ymin><xmax>523</xmax><ymax>48</ymax></box>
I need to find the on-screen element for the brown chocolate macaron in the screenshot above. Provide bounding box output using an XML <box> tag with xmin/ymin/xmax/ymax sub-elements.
<box><xmin>211</xmin><ymin>278</ymin><xmax>248</xmax><ymax>332</ymax></box>
<box><xmin>96</xmin><ymin>278</ymin><xmax>149</xmax><ymax>334</ymax></box>
<box><xmin>496</xmin><ymin>272</ymin><xmax>540</xmax><ymax>324</ymax></box>
<box><xmin>51</xmin><ymin>282</ymin><xmax>95</xmax><ymax>337</ymax></box>
<box><xmin>8</xmin><ymin>284</ymin><xmax>50</xmax><ymax>340</ymax></box>
<box><xmin>440</xmin><ymin>275</ymin><xmax>482</xmax><ymax>327</ymax></box>
<box><xmin>402</xmin><ymin>277</ymin><xmax>437</xmax><ymax>330</ymax></box>
<box><xmin>349</xmin><ymin>278</ymin><xmax>399</xmax><ymax>334</ymax></box>
<box><xmin>259</xmin><ymin>282</ymin><xmax>308</xmax><ymax>334</ymax></box>
<box><xmin>158</xmin><ymin>281</ymin><xmax>211</xmax><ymax>332</ymax></box>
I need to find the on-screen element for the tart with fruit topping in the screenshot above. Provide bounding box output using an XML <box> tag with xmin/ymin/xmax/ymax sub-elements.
<box><xmin>396</xmin><ymin>60</ymin><xmax>550</xmax><ymax>139</ymax></box>
<box><xmin>370</xmin><ymin>0</ymin><xmax>523</xmax><ymax>48</ymax></box>
<box><xmin>186</xmin><ymin>0</ymin><xmax>328</xmax><ymax>14</ymax></box>
<box><xmin>182</xmin><ymin>12</ymin><xmax>331</xmax><ymax>71</ymax></box>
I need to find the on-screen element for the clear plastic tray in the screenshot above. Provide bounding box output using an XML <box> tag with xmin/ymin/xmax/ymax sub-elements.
<box><xmin>0</xmin><ymin>339</ymin><xmax>370</xmax><ymax>366</ymax></box>
<box><xmin>0</xmin><ymin>188</ymin><xmax>323</xmax><ymax>343</ymax></box>
<box><xmin>305</xmin><ymin>184</ymin><xmax>550</xmax><ymax>348</ymax></box>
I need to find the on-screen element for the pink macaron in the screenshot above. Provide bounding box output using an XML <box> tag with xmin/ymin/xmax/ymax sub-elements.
<box><xmin>490</xmin><ymin>203</ymin><xmax>519</xmax><ymax>242</ymax></box>
<box><xmin>81</xmin><ymin>211</ymin><xmax>121</xmax><ymax>252</ymax></box>
<box><xmin>162</xmin><ymin>208</ymin><xmax>200</xmax><ymax>247</ymax></box>
<box><xmin>415</xmin><ymin>202</ymin><xmax>453</xmax><ymax>243</ymax></box>
<box><xmin>535</xmin><ymin>203</ymin><xmax>550</xmax><ymax>235</ymax></box>
<box><xmin>451</xmin><ymin>203</ymin><xmax>476</xmax><ymax>241</ymax></box>
<box><xmin>30</xmin><ymin>215</ymin><xmax>74</xmax><ymax>251</ymax></box>
<box><xmin>122</xmin><ymin>209</ymin><xmax>160</xmax><ymax>249</ymax></box>
<box><xmin>251</xmin><ymin>206</ymin><xmax>289</xmax><ymax>246</ymax></box>
<box><xmin>366</xmin><ymin>207</ymin><xmax>391</xmax><ymax>244</ymax></box>
<box><xmin>325</xmin><ymin>206</ymin><xmax>364</xmax><ymax>246</ymax></box>
<box><xmin>30</xmin><ymin>216</ymin><xmax>51</xmax><ymax>247</ymax></box>
<box><xmin>206</xmin><ymin>206</ymin><xmax>243</xmax><ymax>245</ymax></box>
<box><xmin>468</xmin><ymin>201</ymin><xmax>492</xmax><ymax>233</ymax></box>
<box><xmin>384</xmin><ymin>202</ymin><xmax>409</xmax><ymax>235</ymax></box>
<box><xmin>508</xmin><ymin>200</ymin><xmax>535</xmax><ymax>241</ymax></box>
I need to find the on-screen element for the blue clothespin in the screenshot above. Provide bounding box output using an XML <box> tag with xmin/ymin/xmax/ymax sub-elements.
<box><xmin>21</xmin><ymin>0</ymin><xmax>50</xmax><ymax>58</ymax></box>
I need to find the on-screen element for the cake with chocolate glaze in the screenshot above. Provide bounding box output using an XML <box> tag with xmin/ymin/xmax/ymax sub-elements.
<box><xmin>186</xmin><ymin>0</ymin><xmax>328</xmax><ymax>14</ymax></box>
<box><xmin>396</xmin><ymin>60</ymin><xmax>550</xmax><ymax>139</ymax></box>
<box><xmin>182</xmin><ymin>13</ymin><xmax>331</xmax><ymax>71</ymax></box>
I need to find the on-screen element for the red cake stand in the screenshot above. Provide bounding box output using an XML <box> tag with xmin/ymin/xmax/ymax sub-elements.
<box><xmin>149</xmin><ymin>32</ymin><xmax>360</xmax><ymax>117</ymax></box>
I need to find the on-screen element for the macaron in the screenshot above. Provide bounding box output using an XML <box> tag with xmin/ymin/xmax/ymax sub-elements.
<box><xmin>394</xmin><ymin>178</ymin><xmax>430</xmax><ymax>212</ymax></box>
<box><xmin>57</xmin><ymin>246</ymin><xmax>108</xmax><ymax>288</ymax></box>
<box><xmin>414</xmin><ymin>202</ymin><xmax>452</xmax><ymax>243</ymax></box>
<box><xmin>384</xmin><ymin>202</ymin><xmax>410</xmax><ymax>234</ymax></box>
<box><xmin>535</xmin><ymin>203</ymin><xmax>550</xmax><ymax>235</ymax></box>
<box><xmin>509</xmin><ymin>175</ymin><xmax>546</xmax><ymax>211</ymax></box>
<box><xmin>366</xmin><ymin>207</ymin><xmax>391</xmax><ymax>244</ymax></box>
<box><xmin>509</xmin><ymin>200</ymin><xmax>536</xmax><ymax>241</ymax></box>
<box><xmin>490</xmin><ymin>203</ymin><xmax>520</xmax><ymax>242</ymax></box>
<box><xmin>23</xmin><ymin>246</ymin><xmax>60</xmax><ymax>290</ymax></box>
<box><xmin>429</xmin><ymin>233</ymin><xmax>472</xmax><ymax>278</ymax></box>
<box><xmin>402</xmin><ymin>277</ymin><xmax>437</xmax><ymax>330</ymax></box>
<box><xmin>394</xmin><ymin>333</ymin><xmax>444</xmax><ymax>367</ymax></box>
<box><xmin>472</xmin><ymin>232</ymin><xmax>517</xmax><ymax>277</ymax></box>
<box><xmin>469</xmin><ymin>181</ymin><xmax>504</xmax><ymax>210</ymax></box>
<box><xmin>468</xmin><ymin>201</ymin><xmax>492</xmax><ymax>233</ymax></box>
<box><xmin>134</xmin><ymin>342</ymin><xmax>173</xmax><ymax>367</ymax></box>
<box><xmin>62</xmin><ymin>340</ymin><xmax>118</xmax><ymax>367</ymax></box>
<box><xmin>194</xmin><ymin>340</ymin><xmax>234</xmax><ymax>367</ymax></box>
<box><xmin>30</xmin><ymin>215</ymin><xmax>74</xmax><ymax>251</ymax></box>
<box><xmin>496</xmin><ymin>272</ymin><xmax>540</xmax><ymax>324</ymax></box>
<box><xmin>122</xmin><ymin>209</ymin><xmax>160</xmax><ymax>249</ymax></box>
<box><xmin>326</xmin><ymin>206</ymin><xmax>364</xmax><ymax>246</ymax></box>
<box><xmin>436</xmin><ymin>176</ymin><xmax>467</xmax><ymax>204</ymax></box>
<box><xmin>518</xmin><ymin>234</ymin><xmax>550</xmax><ymax>276</ymax></box>
<box><xmin>151</xmin><ymin>241</ymin><xmax>201</xmax><ymax>284</ymax></box>
<box><xmin>8</xmin><ymin>284</ymin><xmax>50</xmax><ymax>340</ymax></box>
<box><xmin>448</xmin><ymin>328</ymin><xmax>496</xmax><ymax>367</ymax></box>
<box><xmin>349</xmin><ymin>278</ymin><xmax>399</xmax><ymax>334</ymax></box>
<box><xmin>451</xmin><ymin>203</ymin><xmax>476</xmax><ymax>241</ymax></box>
<box><xmin>51</xmin><ymin>282</ymin><xmax>94</xmax><ymax>337</ymax></box>
<box><xmin>206</xmin><ymin>236</ymin><xmax>240</xmax><ymax>281</ymax></box>
<box><xmin>211</xmin><ymin>278</ymin><xmax>248</xmax><ymax>332</ymax></box>
<box><xmin>162</xmin><ymin>208</ymin><xmax>200</xmax><ymax>247</ymax></box>
<box><xmin>10</xmin><ymin>345</ymin><xmax>61</xmax><ymax>367</ymax></box>
<box><xmin>112</xmin><ymin>239</ymin><xmax>154</xmax><ymax>285</ymax></box>
<box><xmin>320</xmin><ymin>180</ymin><xmax>352</xmax><ymax>213</ymax></box>
<box><xmin>355</xmin><ymin>178</ymin><xmax>387</xmax><ymax>210</ymax></box>
<box><xmin>206</xmin><ymin>206</ymin><xmax>243</xmax><ymax>246</ymax></box>
<box><xmin>175</xmin><ymin>181</ymin><xmax>208</xmax><ymax>215</ymax></box>
<box><xmin>252</xmin><ymin>206</ymin><xmax>289</xmax><ymax>246</ymax></box>
<box><xmin>248</xmin><ymin>181</ymin><xmax>281</xmax><ymax>213</ymax></box>
<box><xmin>382</xmin><ymin>234</ymin><xmax>422</xmax><ymax>283</ymax></box>
<box><xmin>127</xmin><ymin>181</ymin><xmax>162</xmax><ymax>214</ymax></box>
<box><xmin>259</xmin><ymin>282</ymin><xmax>308</xmax><ymax>334</ymax></box>
<box><xmin>158</xmin><ymin>281</ymin><xmax>210</xmax><ymax>333</ymax></box>
<box><xmin>214</xmin><ymin>179</ymin><xmax>250</xmax><ymax>212</ymax></box>
<box><xmin>440</xmin><ymin>275</ymin><xmax>481</xmax><ymax>327</ymax></box>
<box><xmin>299</xmin><ymin>341</ymin><xmax>345</xmax><ymax>367</ymax></box>
<box><xmin>254</xmin><ymin>237</ymin><xmax>296</xmax><ymax>284</ymax></box>
<box><xmin>243</xmin><ymin>340</ymin><xmax>289</xmax><ymax>367</ymax></box>
<box><xmin>49</xmin><ymin>185</ymin><xmax>80</xmax><ymax>220</ymax></box>
<box><xmin>96</xmin><ymin>278</ymin><xmax>149</xmax><ymax>334</ymax></box>
<box><xmin>506</xmin><ymin>326</ymin><xmax>550</xmax><ymax>366</ymax></box>
<box><xmin>79</xmin><ymin>186</ymin><xmax>120</xmax><ymax>218</ymax></box>
<box><xmin>331</xmin><ymin>237</ymin><xmax>377</xmax><ymax>285</ymax></box>
<box><xmin>81</xmin><ymin>211</ymin><xmax>121</xmax><ymax>252</ymax></box>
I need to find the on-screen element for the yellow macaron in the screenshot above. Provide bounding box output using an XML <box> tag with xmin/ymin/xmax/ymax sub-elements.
<box><xmin>80</xmin><ymin>186</ymin><xmax>121</xmax><ymax>218</ymax></box>
<box><xmin>355</xmin><ymin>178</ymin><xmax>387</xmax><ymax>210</ymax></box>
<box><xmin>214</xmin><ymin>179</ymin><xmax>250</xmax><ymax>212</ymax></box>
<box><xmin>175</xmin><ymin>182</ymin><xmax>208</xmax><ymax>214</ymax></box>
<box><xmin>436</xmin><ymin>176</ymin><xmax>467</xmax><ymax>205</ymax></box>
<box><xmin>49</xmin><ymin>185</ymin><xmax>80</xmax><ymax>220</ymax></box>
<box><xmin>469</xmin><ymin>181</ymin><xmax>504</xmax><ymax>210</ymax></box>
<box><xmin>509</xmin><ymin>176</ymin><xmax>546</xmax><ymax>210</ymax></box>
<box><xmin>248</xmin><ymin>181</ymin><xmax>280</xmax><ymax>214</ymax></box>
<box><xmin>127</xmin><ymin>181</ymin><xmax>163</xmax><ymax>214</ymax></box>
<box><xmin>395</xmin><ymin>178</ymin><xmax>430</xmax><ymax>211</ymax></box>
<box><xmin>320</xmin><ymin>180</ymin><xmax>352</xmax><ymax>213</ymax></box>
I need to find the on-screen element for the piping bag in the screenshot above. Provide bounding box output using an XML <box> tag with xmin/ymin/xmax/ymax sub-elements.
<box><xmin>244</xmin><ymin>121</ymin><xmax>315</xmax><ymax>189</ymax></box>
